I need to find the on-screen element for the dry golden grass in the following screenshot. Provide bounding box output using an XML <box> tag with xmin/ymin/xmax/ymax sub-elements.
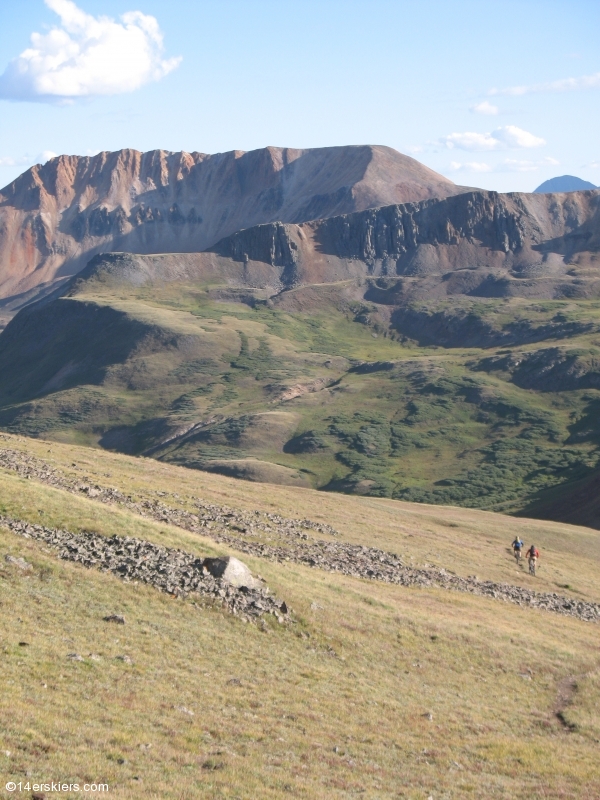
<box><xmin>3</xmin><ymin>433</ymin><xmax>599</xmax><ymax>605</ymax></box>
<box><xmin>0</xmin><ymin>433</ymin><xmax>599</xmax><ymax>799</ymax></box>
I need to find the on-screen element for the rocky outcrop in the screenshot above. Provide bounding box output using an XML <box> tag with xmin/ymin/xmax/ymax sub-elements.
<box><xmin>208</xmin><ymin>189</ymin><xmax>600</xmax><ymax>294</ymax></box>
<box><xmin>1</xmin><ymin>515</ymin><xmax>289</xmax><ymax>622</ymax></box>
<box><xmin>0</xmin><ymin>145</ymin><xmax>463</xmax><ymax>302</ymax></box>
<box><xmin>315</xmin><ymin>190</ymin><xmax>600</xmax><ymax>267</ymax></box>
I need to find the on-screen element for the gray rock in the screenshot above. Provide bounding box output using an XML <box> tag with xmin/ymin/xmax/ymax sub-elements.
<box><xmin>103</xmin><ymin>614</ymin><xmax>125</xmax><ymax>624</ymax></box>
<box><xmin>5</xmin><ymin>554</ymin><xmax>32</xmax><ymax>570</ymax></box>
<box><xmin>67</xmin><ymin>653</ymin><xmax>84</xmax><ymax>661</ymax></box>
<box><xmin>203</xmin><ymin>556</ymin><xmax>259</xmax><ymax>589</ymax></box>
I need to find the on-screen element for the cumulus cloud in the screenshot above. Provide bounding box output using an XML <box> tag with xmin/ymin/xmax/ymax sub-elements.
<box><xmin>0</xmin><ymin>0</ymin><xmax>181</xmax><ymax>102</ymax></box>
<box><xmin>470</xmin><ymin>101</ymin><xmax>498</xmax><ymax>116</ymax></box>
<box><xmin>441</xmin><ymin>125</ymin><xmax>545</xmax><ymax>151</ymax></box>
<box><xmin>490</xmin><ymin>71</ymin><xmax>600</xmax><ymax>97</ymax></box>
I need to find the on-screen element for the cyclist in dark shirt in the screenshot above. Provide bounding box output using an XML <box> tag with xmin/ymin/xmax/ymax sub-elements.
<box><xmin>526</xmin><ymin>544</ymin><xmax>539</xmax><ymax>575</ymax></box>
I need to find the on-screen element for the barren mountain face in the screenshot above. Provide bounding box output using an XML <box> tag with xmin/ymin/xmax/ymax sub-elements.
<box><xmin>0</xmin><ymin>144</ymin><xmax>462</xmax><ymax>304</ymax></box>
<box><xmin>208</xmin><ymin>188</ymin><xmax>600</xmax><ymax>298</ymax></box>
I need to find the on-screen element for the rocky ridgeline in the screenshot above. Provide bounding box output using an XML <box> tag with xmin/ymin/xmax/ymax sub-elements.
<box><xmin>0</xmin><ymin>514</ymin><xmax>289</xmax><ymax>623</ymax></box>
<box><xmin>0</xmin><ymin>445</ymin><xmax>599</xmax><ymax>622</ymax></box>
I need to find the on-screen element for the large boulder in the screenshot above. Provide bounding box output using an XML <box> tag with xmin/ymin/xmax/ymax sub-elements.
<box><xmin>202</xmin><ymin>556</ymin><xmax>260</xmax><ymax>590</ymax></box>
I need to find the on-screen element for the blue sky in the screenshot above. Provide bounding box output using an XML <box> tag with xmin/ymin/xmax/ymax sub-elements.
<box><xmin>0</xmin><ymin>0</ymin><xmax>599</xmax><ymax>193</ymax></box>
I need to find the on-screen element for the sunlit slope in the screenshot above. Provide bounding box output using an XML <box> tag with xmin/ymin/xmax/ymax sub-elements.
<box><xmin>0</xmin><ymin>433</ymin><xmax>599</xmax><ymax>800</ymax></box>
<box><xmin>2</xmin><ymin>432</ymin><xmax>600</xmax><ymax>604</ymax></box>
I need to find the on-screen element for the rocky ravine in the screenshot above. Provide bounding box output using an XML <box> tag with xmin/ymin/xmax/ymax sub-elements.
<box><xmin>0</xmin><ymin>145</ymin><xmax>463</xmax><ymax>303</ymax></box>
<box><xmin>0</xmin><ymin>444</ymin><xmax>598</xmax><ymax>623</ymax></box>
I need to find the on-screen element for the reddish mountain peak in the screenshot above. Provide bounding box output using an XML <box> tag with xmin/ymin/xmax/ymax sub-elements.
<box><xmin>0</xmin><ymin>144</ymin><xmax>465</xmax><ymax>303</ymax></box>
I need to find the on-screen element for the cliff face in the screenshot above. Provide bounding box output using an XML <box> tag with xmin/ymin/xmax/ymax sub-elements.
<box><xmin>212</xmin><ymin>188</ymin><xmax>600</xmax><ymax>297</ymax></box>
<box><xmin>0</xmin><ymin>145</ymin><xmax>462</xmax><ymax>301</ymax></box>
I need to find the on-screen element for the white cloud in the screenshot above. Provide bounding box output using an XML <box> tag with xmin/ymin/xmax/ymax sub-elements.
<box><xmin>493</xmin><ymin>126</ymin><xmax>546</xmax><ymax>148</ymax></box>
<box><xmin>441</xmin><ymin>125</ymin><xmax>545</xmax><ymax>151</ymax></box>
<box><xmin>449</xmin><ymin>161</ymin><xmax>492</xmax><ymax>173</ymax></box>
<box><xmin>470</xmin><ymin>101</ymin><xmax>498</xmax><ymax>116</ymax></box>
<box><xmin>588</xmin><ymin>161</ymin><xmax>600</xmax><ymax>169</ymax></box>
<box><xmin>0</xmin><ymin>0</ymin><xmax>181</xmax><ymax>102</ymax></box>
<box><xmin>499</xmin><ymin>159</ymin><xmax>542</xmax><ymax>173</ymax></box>
<box><xmin>450</xmin><ymin>156</ymin><xmax>559</xmax><ymax>175</ymax></box>
<box><xmin>447</xmin><ymin>156</ymin><xmax>560</xmax><ymax>175</ymax></box>
<box><xmin>0</xmin><ymin>150</ymin><xmax>59</xmax><ymax>169</ymax></box>
<box><xmin>0</xmin><ymin>156</ymin><xmax>30</xmax><ymax>167</ymax></box>
<box><xmin>443</xmin><ymin>132</ymin><xmax>500</xmax><ymax>151</ymax></box>
<box><xmin>490</xmin><ymin>71</ymin><xmax>600</xmax><ymax>97</ymax></box>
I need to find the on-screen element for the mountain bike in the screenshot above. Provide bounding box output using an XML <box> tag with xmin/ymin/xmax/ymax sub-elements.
<box><xmin>528</xmin><ymin>557</ymin><xmax>537</xmax><ymax>576</ymax></box>
<box><xmin>513</xmin><ymin>548</ymin><xmax>522</xmax><ymax>566</ymax></box>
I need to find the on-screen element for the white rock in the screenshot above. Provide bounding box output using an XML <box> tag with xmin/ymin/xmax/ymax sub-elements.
<box><xmin>203</xmin><ymin>556</ymin><xmax>259</xmax><ymax>589</ymax></box>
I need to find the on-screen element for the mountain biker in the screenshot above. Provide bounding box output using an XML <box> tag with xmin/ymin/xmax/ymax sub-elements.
<box><xmin>526</xmin><ymin>544</ymin><xmax>539</xmax><ymax>574</ymax></box>
<box><xmin>512</xmin><ymin>536</ymin><xmax>524</xmax><ymax>557</ymax></box>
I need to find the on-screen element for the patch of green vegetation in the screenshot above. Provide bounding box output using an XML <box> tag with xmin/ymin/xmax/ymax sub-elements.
<box><xmin>5</xmin><ymin>283</ymin><xmax>600</xmax><ymax>517</ymax></box>
<box><xmin>229</xmin><ymin>332</ymin><xmax>280</xmax><ymax>380</ymax></box>
<box><xmin>169</xmin><ymin>358</ymin><xmax>221</xmax><ymax>381</ymax></box>
<box><xmin>396</xmin><ymin>437</ymin><xmax>599</xmax><ymax>509</ymax></box>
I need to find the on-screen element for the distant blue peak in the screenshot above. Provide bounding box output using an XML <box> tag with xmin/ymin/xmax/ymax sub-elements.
<box><xmin>534</xmin><ymin>175</ymin><xmax>597</xmax><ymax>193</ymax></box>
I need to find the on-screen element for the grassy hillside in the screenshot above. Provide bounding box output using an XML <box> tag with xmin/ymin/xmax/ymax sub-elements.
<box><xmin>0</xmin><ymin>433</ymin><xmax>599</xmax><ymax>799</ymax></box>
<box><xmin>2</xmin><ymin>263</ymin><xmax>600</xmax><ymax>524</ymax></box>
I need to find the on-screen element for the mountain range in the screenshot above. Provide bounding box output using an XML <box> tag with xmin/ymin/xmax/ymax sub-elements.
<box><xmin>1</xmin><ymin>145</ymin><xmax>600</xmax><ymax>526</ymax></box>
<box><xmin>0</xmin><ymin>144</ymin><xmax>465</xmax><ymax>312</ymax></box>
